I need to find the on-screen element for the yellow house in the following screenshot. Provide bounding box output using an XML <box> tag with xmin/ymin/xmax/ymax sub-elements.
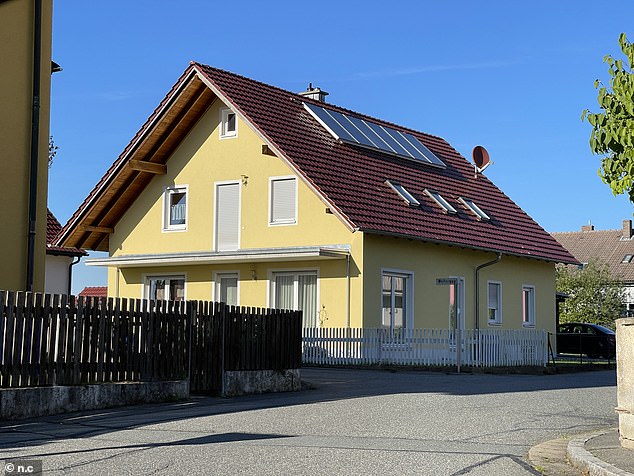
<box><xmin>58</xmin><ymin>63</ymin><xmax>576</xmax><ymax>335</ymax></box>
<box><xmin>0</xmin><ymin>0</ymin><xmax>53</xmax><ymax>292</ymax></box>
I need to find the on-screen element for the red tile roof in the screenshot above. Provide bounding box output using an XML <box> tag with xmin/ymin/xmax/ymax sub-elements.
<box><xmin>58</xmin><ymin>63</ymin><xmax>576</xmax><ymax>264</ymax></box>
<box><xmin>78</xmin><ymin>286</ymin><xmax>108</xmax><ymax>298</ymax></box>
<box><xmin>46</xmin><ymin>209</ymin><xmax>86</xmax><ymax>257</ymax></box>
<box><xmin>552</xmin><ymin>222</ymin><xmax>634</xmax><ymax>282</ymax></box>
<box><xmin>195</xmin><ymin>64</ymin><xmax>576</xmax><ymax>263</ymax></box>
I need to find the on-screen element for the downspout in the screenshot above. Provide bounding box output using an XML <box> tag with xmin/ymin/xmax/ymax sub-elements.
<box><xmin>26</xmin><ymin>0</ymin><xmax>43</xmax><ymax>291</ymax></box>
<box><xmin>67</xmin><ymin>256</ymin><xmax>81</xmax><ymax>296</ymax></box>
<box><xmin>346</xmin><ymin>253</ymin><xmax>351</xmax><ymax>328</ymax></box>
<box><xmin>475</xmin><ymin>252</ymin><xmax>502</xmax><ymax>332</ymax></box>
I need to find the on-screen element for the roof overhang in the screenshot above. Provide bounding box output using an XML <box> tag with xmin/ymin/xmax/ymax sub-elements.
<box><xmin>85</xmin><ymin>246</ymin><xmax>350</xmax><ymax>268</ymax></box>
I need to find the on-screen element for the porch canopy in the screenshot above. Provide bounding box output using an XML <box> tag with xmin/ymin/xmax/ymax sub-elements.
<box><xmin>85</xmin><ymin>245</ymin><xmax>350</xmax><ymax>268</ymax></box>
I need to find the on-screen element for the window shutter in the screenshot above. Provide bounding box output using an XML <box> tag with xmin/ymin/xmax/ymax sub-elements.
<box><xmin>488</xmin><ymin>283</ymin><xmax>499</xmax><ymax>309</ymax></box>
<box><xmin>216</xmin><ymin>183</ymin><xmax>240</xmax><ymax>251</ymax></box>
<box><xmin>271</xmin><ymin>178</ymin><xmax>296</xmax><ymax>224</ymax></box>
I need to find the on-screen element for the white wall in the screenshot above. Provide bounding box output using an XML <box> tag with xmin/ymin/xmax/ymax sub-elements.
<box><xmin>45</xmin><ymin>255</ymin><xmax>71</xmax><ymax>294</ymax></box>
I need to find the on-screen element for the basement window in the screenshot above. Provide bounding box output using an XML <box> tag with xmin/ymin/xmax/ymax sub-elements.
<box><xmin>220</xmin><ymin>107</ymin><xmax>237</xmax><ymax>138</ymax></box>
<box><xmin>459</xmin><ymin>197</ymin><xmax>490</xmax><ymax>221</ymax></box>
<box><xmin>385</xmin><ymin>180</ymin><xmax>420</xmax><ymax>207</ymax></box>
<box><xmin>424</xmin><ymin>190</ymin><xmax>457</xmax><ymax>214</ymax></box>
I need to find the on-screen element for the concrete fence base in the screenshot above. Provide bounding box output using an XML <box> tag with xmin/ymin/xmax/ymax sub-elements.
<box><xmin>616</xmin><ymin>318</ymin><xmax>634</xmax><ymax>450</ymax></box>
<box><xmin>222</xmin><ymin>369</ymin><xmax>301</xmax><ymax>397</ymax></box>
<box><xmin>0</xmin><ymin>380</ymin><xmax>188</xmax><ymax>421</ymax></box>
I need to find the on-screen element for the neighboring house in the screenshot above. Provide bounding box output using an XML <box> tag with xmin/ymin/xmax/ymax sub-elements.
<box><xmin>45</xmin><ymin>210</ymin><xmax>86</xmax><ymax>295</ymax></box>
<box><xmin>0</xmin><ymin>0</ymin><xmax>54</xmax><ymax>291</ymax></box>
<box><xmin>57</xmin><ymin>63</ymin><xmax>576</xmax><ymax>334</ymax></box>
<box><xmin>78</xmin><ymin>286</ymin><xmax>108</xmax><ymax>298</ymax></box>
<box><xmin>552</xmin><ymin>220</ymin><xmax>634</xmax><ymax>316</ymax></box>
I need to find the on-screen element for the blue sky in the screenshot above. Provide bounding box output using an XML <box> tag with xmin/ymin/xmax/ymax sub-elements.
<box><xmin>48</xmin><ymin>1</ymin><xmax>634</xmax><ymax>292</ymax></box>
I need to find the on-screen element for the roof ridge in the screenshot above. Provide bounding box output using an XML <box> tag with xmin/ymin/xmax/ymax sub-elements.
<box><xmin>192</xmin><ymin>61</ymin><xmax>446</xmax><ymax>142</ymax></box>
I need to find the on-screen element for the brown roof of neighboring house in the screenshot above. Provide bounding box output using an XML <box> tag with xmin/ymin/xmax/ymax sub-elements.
<box><xmin>57</xmin><ymin>63</ymin><xmax>576</xmax><ymax>264</ymax></box>
<box><xmin>46</xmin><ymin>209</ymin><xmax>86</xmax><ymax>257</ymax></box>
<box><xmin>78</xmin><ymin>286</ymin><xmax>108</xmax><ymax>298</ymax></box>
<box><xmin>552</xmin><ymin>221</ymin><xmax>634</xmax><ymax>282</ymax></box>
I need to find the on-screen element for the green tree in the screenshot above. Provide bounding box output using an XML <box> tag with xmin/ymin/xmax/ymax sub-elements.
<box><xmin>556</xmin><ymin>259</ymin><xmax>625</xmax><ymax>328</ymax></box>
<box><xmin>582</xmin><ymin>33</ymin><xmax>634</xmax><ymax>202</ymax></box>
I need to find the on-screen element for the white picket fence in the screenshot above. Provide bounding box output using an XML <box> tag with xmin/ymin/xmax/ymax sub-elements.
<box><xmin>302</xmin><ymin>328</ymin><xmax>548</xmax><ymax>367</ymax></box>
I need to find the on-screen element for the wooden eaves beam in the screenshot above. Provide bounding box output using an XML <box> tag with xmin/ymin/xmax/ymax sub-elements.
<box><xmin>128</xmin><ymin>159</ymin><xmax>167</xmax><ymax>175</ymax></box>
<box><xmin>80</xmin><ymin>225</ymin><xmax>114</xmax><ymax>234</ymax></box>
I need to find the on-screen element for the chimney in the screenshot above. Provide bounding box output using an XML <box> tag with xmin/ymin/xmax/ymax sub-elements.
<box><xmin>581</xmin><ymin>224</ymin><xmax>594</xmax><ymax>232</ymax></box>
<box><xmin>298</xmin><ymin>83</ymin><xmax>328</xmax><ymax>103</ymax></box>
<box><xmin>623</xmin><ymin>219</ymin><xmax>633</xmax><ymax>240</ymax></box>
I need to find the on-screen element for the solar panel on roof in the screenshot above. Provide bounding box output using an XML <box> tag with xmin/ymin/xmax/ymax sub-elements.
<box><xmin>304</xmin><ymin>102</ymin><xmax>445</xmax><ymax>168</ymax></box>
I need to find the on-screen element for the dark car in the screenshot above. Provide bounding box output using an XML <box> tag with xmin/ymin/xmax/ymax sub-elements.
<box><xmin>556</xmin><ymin>322</ymin><xmax>616</xmax><ymax>358</ymax></box>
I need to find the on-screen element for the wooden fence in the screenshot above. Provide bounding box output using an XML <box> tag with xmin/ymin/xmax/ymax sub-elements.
<box><xmin>0</xmin><ymin>290</ymin><xmax>302</xmax><ymax>392</ymax></box>
<box><xmin>302</xmin><ymin>327</ymin><xmax>548</xmax><ymax>367</ymax></box>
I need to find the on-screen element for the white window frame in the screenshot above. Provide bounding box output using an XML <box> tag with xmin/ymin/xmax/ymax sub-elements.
<box><xmin>458</xmin><ymin>197</ymin><xmax>490</xmax><ymax>221</ymax></box>
<box><xmin>380</xmin><ymin>268</ymin><xmax>415</xmax><ymax>331</ymax></box>
<box><xmin>385</xmin><ymin>180</ymin><xmax>420</xmax><ymax>207</ymax></box>
<box><xmin>162</xmin><ymin>185</ymin><xmax>188</xmax><ymax>232</ymax></box>
<box><xmin>213</xmin><ymin>271</ymin><xmax>240</xmax><ymax>306</ymax></box>
<box><xmin>522</xmin><ymin>285</ymin><xmax>536</xmax><ymax>328</ymax></box>
<box><xmin>214</xmin><ymin>180</ymin><xmax>242</xmax><ymax>251</ymax></box>
<box><xmin>487</xmin><ymin>281</ymin><xmax>502</xmax><ymax>326</ymax></box>
<box><xmin>268</xmin><ymin>176</ymin><xmax>298</xmax><ymax>226</ymax></box>
<box><xmin>143</xmin><ymin>274</ymin><xmax>186</xmax><ymax>301</ymax></box>
<box><xmin>268</xmin><ymin>268</ymin><xmax>320</xmax><ymax>327</ymax></box>
<box><xmin>219</xmin><ymin>107</ymin><xmax>238</xmax><ymax>139</ymax></box>
<box><xmin>424</xmin><ymin>189</ymin><xmax>457</xmax><ymax>214</ymax></box>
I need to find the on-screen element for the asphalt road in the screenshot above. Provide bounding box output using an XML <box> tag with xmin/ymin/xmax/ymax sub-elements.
<box><xmin>0</xmin><ymin>368</ymin><xmax>618</xmax><ymax>475</ymax></box>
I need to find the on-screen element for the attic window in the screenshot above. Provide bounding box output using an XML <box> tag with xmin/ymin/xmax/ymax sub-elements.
<box><xmin>424</xmin><ymin>190</ymin><xmax>456</xmax><ymax>214</ymax></box>
<box><xmin>220</xmin><ymin>108</ymin><xmax>237</xmax><ymax>138</ymax></box>
<box><xmin>385</xmin><ymin>180</ymin><xmax>420</xmax><ymax>207</ymax></box>
<box><xmin>622</xmin><ymin>254</ymin><xmax>633</xmax><ymax>263</ymax></box>
<box><xmin>458</xmin><ymin>197</ymin><xmax>490</xmax><ymax>221</ymax></box>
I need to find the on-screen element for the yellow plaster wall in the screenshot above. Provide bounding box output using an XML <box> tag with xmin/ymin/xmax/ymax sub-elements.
<box><xmin>362</xmin><ymin>234</ymin><xmax>556</xmax><ymax>333</ymax></box>
<box><xmin>107</xmin><ymin>97</ymin><xmax>364</xmax><ymax>326</ymax></box>
<box><xmin>109</xmin><ymin>99</ymin><xmax>354</xmax><ymax>255</ymax></box>
<box><xmin>0</xmin><ymin>0</ymin><xmax>52</xmax><ymax>291</ymax></box>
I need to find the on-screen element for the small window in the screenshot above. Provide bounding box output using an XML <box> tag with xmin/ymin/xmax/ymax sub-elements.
<box><xmin>385</xmin><ymin>180</ymin><xmax>420</xmax><ymax>206</ymax></box>
<box><xmin>459</xmin><ymin>197</ymin><xmax>490</xmax><ymax>221</ymax></box>
<box><xmin>270</xmin><ymin>177</ymin><xmax>297</xmax><ymax>225</ymax></box>
<box><xmin>163</xmin><ymin>186</ymin><xmax>187</xmax><ymax>231</ymax></box>
<box><xmin>522</xmin><ymin>285</ymin><xmax>535</xmax><ymax>327</ymax></box>
<box><xmin>623</xmin><ymin>255</ymin><xmax>633</xmax><ymax>263</ymax></box>
<box><xmin>424</xmin><ymin>189</ymin><xmax>457</xmax><ymax>214</ymax></box>
<box><xmin>220</xmin><ymin>108</ymin><xmax>237</xmax><ymax>138</ymax></box>
<box><xmin>146</xmin><ymin>276</ymin><xmax>185</xmax><ymax>301</ymax></box>
<box><xmin>487</xmin><ymin>281</ymin><xmax>502</xmax><ymax>325</ymax></box>
<box><xmin>215</xmin><ymin>272</ymin><xmax>239</xmax><ymax>306</ymax></box>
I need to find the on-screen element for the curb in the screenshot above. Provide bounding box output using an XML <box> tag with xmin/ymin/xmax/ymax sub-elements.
<box><xmin>567</xmin><ymin>430</ymin><xmax>634</xmax><ymax>476</ymax></box>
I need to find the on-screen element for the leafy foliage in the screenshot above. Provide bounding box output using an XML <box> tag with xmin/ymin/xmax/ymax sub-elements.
<box><xmin>582</xmin><ymin>33</ymin><xmax>634</xmax><ymax>202</ymax></box>
<box><xmin>48</xmin><ymin>136</ymin><xmax>58</xmax><ymax>168</ymax></box>
<box><xmin>556</xmin><ymin>259</ymin><xmax>625</xmax><ymax>328</ymax></box>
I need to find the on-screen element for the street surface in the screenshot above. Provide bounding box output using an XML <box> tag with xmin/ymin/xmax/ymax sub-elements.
<box><xmin>0</xmin><ymin>368</ymin><xmax>618</xmax><ymax>475</ymax></box>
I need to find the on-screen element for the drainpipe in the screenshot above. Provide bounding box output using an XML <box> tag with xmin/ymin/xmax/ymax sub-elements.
<box><xmin>475</xmin><ymin>252</ymin><xmax>502</xmax><ymax>332</ymax></box>
<box><xmin>346</xmin><ymin>253</ymin><xmax>351</xmax><ymax>328</ymax></box>
<box><xmin>26</xmin><ymin>0</ymin><xmax>43</xmax><ymax>292</ymax></box>
<box><xmin>67</xmin><ymin>256</ymin><xmax>81</xmax><ymax>296</ymax></box>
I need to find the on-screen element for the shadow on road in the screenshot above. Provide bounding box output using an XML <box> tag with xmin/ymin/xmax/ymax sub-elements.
<box><xmin>0</xmin><ymin>367</ymin><xmax>616</xmax><ymax>453</ymax></box>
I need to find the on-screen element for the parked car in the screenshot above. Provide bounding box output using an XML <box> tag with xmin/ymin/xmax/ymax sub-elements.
<box><xmin>556</xmin><ymin>322</ymin><xmax>616</xmax><ymax>358</ymax></box>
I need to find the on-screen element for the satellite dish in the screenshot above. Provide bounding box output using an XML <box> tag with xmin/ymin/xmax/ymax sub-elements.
<box><xmin>472</xmin><ymin>145</ymin><xmax>490</xmax><ymax>169</ymax></box>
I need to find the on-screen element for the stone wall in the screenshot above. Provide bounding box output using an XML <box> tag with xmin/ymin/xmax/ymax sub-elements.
<box><xmin>222</xmin><ymin>369</ymin><xmax>301</xmax><ymax>397</ymax></box>
<box><xmin>0</xmin><ymin>380</ymin><xmax>188</xmax><ymax>421</ymax></box>
<box><xmin>616</xmin><ymin>318</ymin><xmax>634</xmax><ymax>449</ymax></box>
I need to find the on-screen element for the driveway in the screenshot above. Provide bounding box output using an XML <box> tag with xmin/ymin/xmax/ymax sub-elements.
<box><xmin>0</xmin><ymin>368</ymin><xmax>618</xmax><ymax>475</ymax></box>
